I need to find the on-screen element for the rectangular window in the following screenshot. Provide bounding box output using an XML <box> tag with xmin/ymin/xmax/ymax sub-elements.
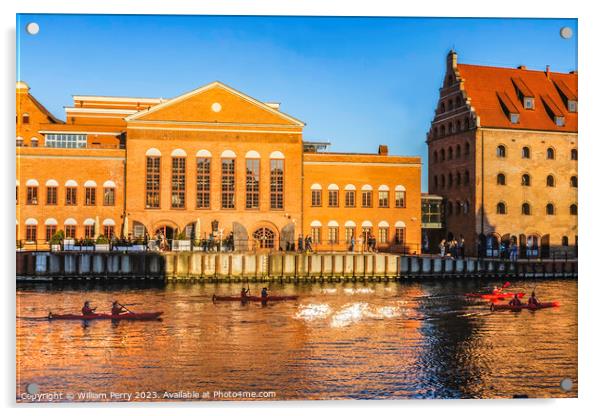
<box><xmin>361</xmin><ymin>190</ymin><xmax>372</xmax><ymax>208</ymax></box>
<box><xmin>103</xmin><ymin>187</ymin><xmax>115</xmax><ymax>206</ymax></box>
<box><xmin>378</xmin><ymin>191</ymin><xmax>389</xmax><ymax>208</ymax></box>
<box><xmin>171</xmin><ymin>157</ymin><xmax>186</xmax><ymax>208</ymax></box>
<box><xmin>104</xmin><ymin>225</ymin><xmax>115</xmax><ymax>239</ymax></box>
<box><xmin>345</xmin><ymin>227</ymin><xmax>355</xmax><ymax>243</ymax></box>
<box><xmin>246</xmin><ymin>159</ymin><xmax>260</xmax><ymax>209</ymax></box>
<box><xmin>145</xmin><ymin>156</ymin><xmax>161</xmax><ymax>208</ymax></box>
<box><xmin>46</xmin><ymin>225</ymin><xmax>57</xmax><ymax>242</ymax></box>
<box><xmin>26</xmin><ymin>186</ymin><xmax>38</xmax><ymax>205</ymax></box>
<box><xmin>85</xmin><ymin>187</ymin><xmax>96</xmax><ymax>206</ymax></box>
<box><xmin>311</xmin><ymin>190</ymin><xmax>322</xmax><ymax>207</ymax></box>
<box><xmin>328</xmin><ymin>190</ymin><xmax>339</xmax><ymax>207</ymax></box>
<box><xmin>46</xmin><ymin>186</ymin><xmax>57</xmax><ymax>205</ymax></box>
<box><xmin>196</xmin><ymin>157</ymin><xmax>211</xmax><ymax>209</ymax></box>
<box><xmin>84</xmin><ymin>225</ymin><xmax>95</xmax><ymax>239</ymax></box>
<box><xmin>328</xmin><ymin>227</ymin><xmax>339</xmax><ymax>244</ymax></box>
<box><xmin>311</xmin><ymin>227</ymin><xmax>321</xmax><ymax>244</ymax></box>
<box><xmin>378</xmin><ymin>227</ymin><xmax>389</xmax><ymax>244</ymax></box>
<box><xmin>344</xmin><ymin>190</ymin><xmax>355</xmax><ymax>207</ymax></box>
<box><xmin>45</xmin><ymin>133</ymin><xmax>87</xmax><ymax>148</ymax></box>
<box><xmin>65</xmin><ymin>187</ymin><xmax>77</xmax><ymax>205</ymax></box>
<box><xmin>395</xmin><ymin>191</ymin><xmax>406</xmax><ymax>208</ymax></box>
<box><xmin>395</xmin><ymin>227</ymin><xmax>406</xmax><ymax>245</ymax></box>
<box><xmin>26</xmin><ymin>225</ymin><xmax>37</xmax><ymax>242</ymax></box>
<box><xmin>65</xmin><ymin>225</ymin><xmax>76</xmax><ymax>239</ymax></box>
<box><xmin>270</xmin><ymin>159</ymin><xmax>284</xmax><ymax>210</ymax></box>
<box><xmin>221</xmin><ymin>158</ymin><xmax>235</xmax><ymax>209</ymax></box>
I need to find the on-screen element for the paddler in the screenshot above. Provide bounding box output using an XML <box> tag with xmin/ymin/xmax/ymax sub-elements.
<box><xmin>240</xmin><ymin>287</ymin><xmax>250</xmax><ymax>299</ymax></box>
<box><xmin>111</xmin><ymin>301</ymin><xmax>126</xmax><ymax>316</ymax></box>
<box><xmin>528</xmin><ymin>291</ymin><xmax>540</xmax><ymax>306</ymax></box>
<box><xmin>81</xmin><ymin>301</ymin><xmax>96</xmax><ymax>316</ymax></box>
<box><xmin>492</xmin><ymin>285</ymin><xmax>501</xmax><ymax>295</ymax></box>
<box><xmin>261</xmin><ymin>287</ymin><xmax>269</xmax><ymax>299</ymax></box>
<box><xmin>509</xmin><ymin>294</ymin><xmax>522</xmax><ymax>307</ymax></box>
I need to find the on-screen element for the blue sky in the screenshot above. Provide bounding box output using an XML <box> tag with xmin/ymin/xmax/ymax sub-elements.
<box><xmin>16</xmin><ymin>15</ymin><xmax>577</xmax><ymax>189</ymax></box>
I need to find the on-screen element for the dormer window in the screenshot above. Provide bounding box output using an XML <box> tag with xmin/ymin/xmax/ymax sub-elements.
<box><xmin>510</xmin><ymin>113</ymin><xmax>520</xmax><ymax>124</ymax></box>
<box><xmin>524</xmin><ymin>97</ymin><xmax>534</xmax><ymax>110</ymax></box>
<box><xmin>555</xmin><ymin>116</ymin><xmax>565</xmax><ymax>127</ymax></box>
<box><xmin>568</xmin><ymin>100</ymin><xmax>577</xmax><ymax>113</ymax></box>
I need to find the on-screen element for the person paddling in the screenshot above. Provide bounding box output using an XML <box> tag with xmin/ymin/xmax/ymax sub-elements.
<box><xmin>261</xmin><ymin>287</ymin><xmax>269</xmax><ymax>299</ymax></box>
<box><xmin>492</xmin><ymin>285</ymin><xmax>501</xmax><ymax>295</ymax></box>
<box><xmin>82</xmin><ymin>301</ymin><xmax>96</xmax><ymax>316</ymax></box>
<box><xmin>528</xmin><ymin>291</ymin><xmax>540</xmax><ymax>307</ymax></box>
<box><xmin>111</xmin><ymin>301</ymin><xmax>127</xmax><ymax>316</ymax></box>
<box><xmin>509</xmin><ymin>294</ymin><xmax>522</xmax><ymax>307</ymax></box>
<box><xmin>240</xmin><ymin>287</ymin><xmax>250</xmax><ymax>300</ymax></box>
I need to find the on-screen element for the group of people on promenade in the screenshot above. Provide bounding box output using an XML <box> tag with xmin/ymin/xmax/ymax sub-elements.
<box><xmin>439</xmin><ymin>236</ymin><xmax>465</xmax><ymax>258</ymax></box>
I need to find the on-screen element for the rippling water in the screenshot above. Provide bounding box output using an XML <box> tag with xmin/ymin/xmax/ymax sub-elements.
<box><xmin>16</xmin><ymin>278</ymin><xmax>577</xmax><ymax>401</ymax></box>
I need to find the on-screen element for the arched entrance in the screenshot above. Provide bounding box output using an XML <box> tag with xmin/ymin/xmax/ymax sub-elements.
<box><xmin>154</xmin><ymin>224</ymin><xmax>175</xmax><ymax>241</ymax></box>
<box><xmin>486</xmin><ymin>233</ymin><xmax>500</xmax><ymax>257</ymax></box>
<box><xmin>253</xmin><ymin>227</ymin><xmax>275</xmax><ymax>249</ymax></box>
<box><xmin>523</xmin><ymin>234</ymin><xmax>540</xmax><ymax>258</ymax></box>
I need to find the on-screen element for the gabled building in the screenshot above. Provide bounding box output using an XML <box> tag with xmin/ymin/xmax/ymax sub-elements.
<box><xmin>427</xmin><ymin>51</ymin><xmax>578</xmax><ymax>258</ymax></box>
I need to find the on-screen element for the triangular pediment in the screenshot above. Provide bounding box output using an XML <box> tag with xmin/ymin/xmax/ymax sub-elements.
<box><xmin>126</xmin><ymin>81</ymin><xmax>304</xmax><ymax>126</ymax></box>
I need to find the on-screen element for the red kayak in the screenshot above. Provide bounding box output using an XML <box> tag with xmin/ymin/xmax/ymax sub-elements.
<box><xmin>466</xmin><ymin>292</ymin><xmax>525</xmax><ymax>300</ymax></box>
<box><xmin>48</xmin><ymin>312</ymin><xmax>163</xmax><ymax>321</ymax></box>
<box><xmin>212</xmin><ymin>295</ymin><xmax>298</xmax><ymax>302</ymax></box>
<box><xmin>491</xmin><ymin>301</ymin><xmax>560</xmax><ymax>311</ymax></box>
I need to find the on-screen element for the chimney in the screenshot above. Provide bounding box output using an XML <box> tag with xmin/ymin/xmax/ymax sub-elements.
<box><xmin>517</xmin><ymin>65</ymin><xmax>527</xmax><ymax>70</ymax></box>
<box><xmin>378</xmin><ymin>145</ymin><xmax>389</xmax><ymax>156</ymax></box>
<box><xmin>546</xmin><ymin>65</ymin><xmax>551</xmax><ymax>79</ymax></box>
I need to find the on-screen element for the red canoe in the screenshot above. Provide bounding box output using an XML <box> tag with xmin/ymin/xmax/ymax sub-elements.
<box><xmin>48</xmin><ymin>312</ymin><xmax>163</xmax><ymax>321</ymax></box>
<box><xmin>491</xmin><ymin>301</ymin><xmax>560</xmax><ymax>311</ymax></box>
<box><xmin>466</xmin><ymin>292</ymin><xmax>525</xmax><ymax>300</ymax></box>
<box><xmin>212</xmin><ymin>295</ymin><xmax>299</xmax><ymax>302</ymax></box>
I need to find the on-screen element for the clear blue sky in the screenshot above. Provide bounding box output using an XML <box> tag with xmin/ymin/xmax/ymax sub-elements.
<box><xmin>16</xmin><ymin>15</ymin><xmax>577</xmax><ymax>189</ymax></box>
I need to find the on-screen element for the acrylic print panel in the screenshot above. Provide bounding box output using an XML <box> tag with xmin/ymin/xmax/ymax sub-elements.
<box><xmin>16</xmin><ymin>14</ymin><xmax>577</xmax><ymax>402</ymax></box>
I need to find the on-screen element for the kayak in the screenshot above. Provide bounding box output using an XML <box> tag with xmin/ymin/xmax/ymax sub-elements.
<box><xmin>212</xmin><ymin>295</ymin><xmax>299</xmax><ymax>302</ymax></box>
<box><xmin>466</xmin><ymin>292</ymin><xmax>525</xmax><ymax>300</ymax></box>
<box><xmin>491</xmin><ymin>301</ymin><xmax>560</xmax><ymax>311</ymax></box>
<box><xmin>48</xmin><ymin>312</ymin><xmax>163</xmax><ymax>321</ymax></box>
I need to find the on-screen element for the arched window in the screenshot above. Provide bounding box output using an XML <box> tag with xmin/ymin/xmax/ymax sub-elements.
<box><xmin>440</xmin><ymin>149</ymin><xmax>445</xmax><ymax>161</ymax></box>
<box><xmin>463</xmin><ymin>171</ymin><xmax>469</xmax><ymax>185</ymax></box>
<box><xmin>434</xmin><ymin>175</ymin><xmax>438</xmax><ymax>189</ymax></box>
<box><xmin>463</xmin><ymin>117</ymin><xmax>470</xmax><ymax>130</ymax></box>
<box><xmin>253</xmin><ymin>227</ymin><xmax>275</xmax><ymax>249</ymax></box>
<box><xmin>497</xmin><ymin>173</ymin><xmax>506</xmax><ymax>186</ymax></box>
<box><xmin>455</xmin><ymin>120</ymin><xmax>461</xmax><ymax>133</ymax></box>
<box><xmin>522</xmin><ymin>146</ymin><xmax>530</xmax><ymax>159</ymax></box>
<box><xmin>547</xmin><ymin>147</ymin><xmax>555</xmax><ymax>160</ymax></box>
<box><xmin>496</xmin><ymin>202</ymin><xmax>507</xmax><ymax>215</ymax></box>
<box><xmin>571</xmin><ymin>149</ymin><xmax>578</xmax><ymax>160</ymax></box>
<box><xmin>16</xmin><ymin>137</ymin><xmax>23</xmax><ymax>147</ymax></box>
<box><xmin>546</xmin><ymin>175</ymin><xmax>555</xmax><ymax>187</ymax></box>
<box><xmin>570</xmin><ymin>204</ymin><xmax>577</xmax><ymax>215</ymax></box>
<box><xmin>447</xmin><ymin>201</ymin><xmax>453</xmax><ymax>215</ymax></box>
<box><xmin>433</xmin><ymin>150</ymin><xmax>438</xmax><ymax>163</ymax></box>
<box><xmin>448</xmin><ymin>99</ymin><xmax>453</xmax><ymax>110</ymax></box>
<box><xmin>521</xmin><ymin>174</ymin><xmax>531</xmax><ymax>186</ymax></box>
<box><xmin>455</xmin><ymin>145</ymin><xmax>461</xmax><ymax>158</ymax></box>
<box><xmin>441</xmin><ymin>175</ymin><xmax>446</xmax><ymax>188</ymax></box>
<box><xmin>447</xmin><ymin>147</ymin><xmax>453</xmax><ymax>160</ymax></box>
<box><xmin>522</xmin><ymin>203</ymin><xmax>531</xmax><ymax>215</ymax></box>
<box><xmin>464</xmin><ymin>142</ymin><xmax>470</xmax><ymax>156</ymax></box>
<box><xmin>456</xmin><ymin>201</ymin><xmax>462</xmax><ymax>215</ymax></box>
<box><xmin>456</xmin><ymin>96</ymin><xmax>463</xmax><ymax>107</ymax></box>
<box><xmin>496</xmin><ymin>145</ymin><xmax>506</xmax><ymax>158</ymax></box>
<box><xmin>440</xmin><ymin>125</ymin><xmax>446</xmax><ymax>136</ymax></box>
<box><xmin>546</xmin><ymin>203</ymin><xmax>555</xmax><ymax>215</ymax></box>
<box><xmin>440</xmin><ymin>102</ymin><xmax>446</xmax><ymax>113</ymax></box>
<box><xmin>570</xmin><ymin>176</ymin><xmax>578</xmax><ymax>188</ymax></box>
<box><xmin>562</xmin><ymin>236</ymin><xmax>569</xmax><ymax>246</ymax></box>
<box><xmin>448</xmin><ymin>122</ymin><xmax>453</xmax><ymax>134</ymax></box>
<box><xmin>448</xmin><ymin>173</ymin><xmax>453</xmax><ymax>188</ymax></box>
<box><xmin>455</xmin><ymin>172</ymin><xmax>461</xmax><ymax>187</ymax></box>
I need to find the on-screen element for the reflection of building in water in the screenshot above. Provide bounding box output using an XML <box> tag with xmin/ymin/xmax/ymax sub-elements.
<box><xmin>427</xmin><ymin>51</ymin><xmax>578</xmax><ymax>258</ymax></box>
<box><xmin>16</xmin><ymin>81</ymin><xmax>420</xmax><ymax>253</ymax></box>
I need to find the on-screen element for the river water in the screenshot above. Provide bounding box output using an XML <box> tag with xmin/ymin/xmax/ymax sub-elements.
<box><xmin>16</xmin><ymin>278</ymin><xmax>577</xmax><ymax>401</ymax></box>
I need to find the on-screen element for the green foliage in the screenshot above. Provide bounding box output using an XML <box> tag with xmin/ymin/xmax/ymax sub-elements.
<box><xmin>95</xmin><ymin>235</ymin><xmax>109</xmax><ymax>244</ymax></box>
<box><xmin>49</xmin><ymin>230</ymin><xmax>65</xmax><ymax>244</ymax></box>
<box><xmin>175</xmin><ymin>231</ymin><xmax>188</xmax><ymax>240</ymax></box>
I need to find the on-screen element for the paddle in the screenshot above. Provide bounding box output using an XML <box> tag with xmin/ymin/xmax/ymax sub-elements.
<box><xmin>117</xmin><ymin>302</ymin><xmax>133</xmax><ymax>314</ymax></box>
<box><xmin>503</xmin><ymin>281</ymin><xmax>511</xmax><ymax>289</ymax></box>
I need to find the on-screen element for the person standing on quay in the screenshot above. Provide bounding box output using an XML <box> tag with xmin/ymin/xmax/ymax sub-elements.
<box><xmin>350</xmin><ymin>236</ymin><xmax>355</xmax><ymax>252</ymax></box>
<box><xmin>297</xmin><ymin>235</ymin><xmax>304</xmax><ymax>252</ymax></box>
<box><xmin>439</xmin><ymin>239</ymin><xmax>446</xmax><ymax>257</ymax></box>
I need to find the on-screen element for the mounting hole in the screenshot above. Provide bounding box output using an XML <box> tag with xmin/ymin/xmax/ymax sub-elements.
<box><xmin>560</xmin><ymin>378</ymin><xmax>573</xmax><ymax>392</ymax></box>
<box><xmin>26</xmin><ymin>22</ymin><xmax>40</xmax><ymax>35</ymax></box>
<box><xmin>560</xmin><ymin>27</ymin><xmax>573</xmax><ymax>39</ymax></box>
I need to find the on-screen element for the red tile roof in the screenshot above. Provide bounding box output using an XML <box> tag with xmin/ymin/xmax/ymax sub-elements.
<box><xmin>457</xmin><ymin>63</ymin><xmax>577</xmax><ymax>132</ymax></box>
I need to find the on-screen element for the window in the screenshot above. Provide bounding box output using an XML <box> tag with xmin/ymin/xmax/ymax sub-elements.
<box><xmin>245</xmin><ymin>159</ymin><xmax>260</xmax><ymax>209</ymax></box>
<box><xmin>568</xmin><ymin>100</ymin><xmax>577</xmax><ymax>113</ymax></box>
<box><xmin>145</xmin><ymin>156</ymin><xmax>161</xmax><ymax>208</ymax></box>
<box><xmin>395</xmin><ymin>191</ymin><xmax>406</xmax><ymax>208</ymax></box>
<box><xmin>311</xmin><ymin>189</ymin><xmax>322</xmax><ymax>207</ymax></box>
<box><xmin>555</xmin><ymin>116</ymin><xmax>565</xmax><ymax>127</ymax></box>
<box><xmin>328</xmin><ymin>227</ymin><xmax>339</xmax><ymax>244</ymax></box>
<box><xmin>567</xmin><ymin>175</ymin><xmax>577</xmax><ymax>189</ymax></box>
<box><xmin>455</xmin><ymin>145</ymin><xmax>461</xmax><ymax>158</ymax></box>
<box><xmin>85</xmin><ymin>187</ymin><xmax>96</xmax><ymax>206</ymax></box>
<box><xmin>497</xmin><ymin>202</ymin><xmax>507</xmax><ymax>215</ymax></box>
<box><xmin>103</xmin><ymin>187</ymin><xmax>115</xmax><ymax>206</ymax></box>
<box><xmin>270</xmin><ymin>159</ymin><xmax>284</xmax><ymax>210</ymax></box>
<box><xmin>46</xmin><ymin>187</ymin><xmax>57</xmax><ymax>205</ymax></box>
<box><xmin>463</xmin><ymin>117</ymin><xmax>470</xmax><ymax>130</ymax></box>
<box><xmin>562</xmin><ymin>236</ymin><xmax>569</xmax><ymax>246</ymax></box>
<box><xmin>378</xmin><ymin>191</ymin><xmax>389</xmax><ymax>208</ymax></box>
<box><xmin>26</xmin><ymin>225</ymin><xmax>37</xmax><ymax>242</ymax></box>
<box><xmin>447</xmin><ymin>147</ymin><xmax>453</xmax><ymax>160</ymax></box>
<box><xmin>448</xmin><ymin>173</ymin><xmax>453</xmax><ymax>188</ymax></box>
<box><xmin>440</xmin><ymin>175</ymin><xmax>446</xmax><ymax>188</ymax></box>
<box><xmin>253</xmin><ymin>227</ymin><xmax>275</xmax><ymax>249</ymax></box>
<box><xmin>26</xmin><ymin>186</ymin><xmax>38</xmax><ymax>205</ymax></box>
<box><xmin>328</xmin><ymin>190</ymin><xmax>339</xmax><ymax>207</ymax></box>
<box><xmin>433</xmin><ymin>176</ymin><xmax>438</xmax><ymax>189</ymax></box>
<box><xmin>311</xmin><ymin>227</ymin><xmax>321</xmax><ymax>244</ymax></box>
<box><xmin>456</xmin><ymin>201</ymin><xmax>462</xmax><ymax>215</ymax></box>
<box><xmin>104</xmin><ymin>226</ymin><xmax>115</xmax><ymax>239</ymax></box>
<box><xmin>84</xmin><ymin>225</ymin><xmax>95</xmax><ymax>239</ymax></box>
<box><xmin>362</xmin><ymin>190</ymin><xmax>372</xmax><ymax>208</ymax></box>
<box><xmin>546</xmin><ymin>203</ymin><xmax>555</xmax><ymax>215</ymax></box>
<box><xmin>522</xmin><ymin>203</ymin><xmax>531</xmax><ymax>215</ymax></box>
<box><xmin>65</xmin><ymin>187</ymin><xmax>77</xmax><ymax>205</ymax></box>
<box><xmin>433</xmin><ymin>150</ymin><xmax>438</xmax><ymax>163</ymax></box>
<box><xmin>65</xmin><ymin>225</ymin><xmax>76</xmax><ymax>239</ymax></box>
<box><xmin>45</xmin><ymin>134</ymin><xmax>87</xmax><ymax>148</ymax></box>
<box><xmin>378</xmin><ymin>227</ymin><xmax>389</xmax><ymax>244</ymax></box>
<box><xmin>31</xmin><ymin>138</ymin><xmax>38</xmax><ymax>148</ymax></box>
<box><xmin>171</xmin><ymin>157</ymin><xmax>186</xmax><ymax>208</ymax></box>
<box><xmin>522</xmin><ymin>147</ymin><xmax>530</xmax><ymax>159</ymax></box>
<box><xmin>196</xmin><ymin>158</ymin><xmax>211</xmax><ymax>209</ymax></box>
<box><xmin>45</xmin><ymin>225</ymin><xmax>57</xmax><ymax>242</ymax></box>
<box><xmin>546</xmin><ymin>175</ymin><xmax>555</xmax><ymax>187</ymax></box>
<box><xmin>221</xmin><ymin>158</ymin><xmax>235</xmax><ymax>209</ymax></box>
<box><xmin>571</xmin><ymin>149</ymin><xmax>578</xmax><ymax>160</ymax></box>
<box><xmin>394</xmin><ymin>227</ymin><xmax>405</xmax><ymax>245</ymax></box>
<box><xmin>463</xmin><ymin>171</ymin><xmax>469</xmax><ymax>185</ymax></box>
<box><xmin>524</xmin><ymin>97</ymin><xmax>534</xmax><ymax>109</ymax></box>
<box><xmin>345</xmin><ymin>190</ymin><xmax>355</xmax><ymax>207</ymax></box>
<box><xmin>463</xmin><ymin>200</ymin><xmax>470</xmax><ymax>215</ymax></box>
<box><xmin>570</xmin><ymin>204</ymin><xmax>577</xmax><ymax>215</ymax></box>
<box><xmin>345</xmin><ymin>227</ymin><xmax>355</xmax><ymax>243</ymax></box>
<box><xmin>510</xmin><ymin>113</ymin><xmax>520</xmax><ymax>124</ymax></box>
<box><xmin>521</xmin><ymin>174</ymin><xmax>531</xmax><ymax>186</ymax></box>
<box><xmin>465</xmin><ymin>142</ymin><xmax>470</xmax><ymax>156</ymax></box>
<box><xmin>547</xmin><ymin>147</ymin><xmax>555</xmax><ymax>160</ymax></box>
<box><xmin>440</xmin><ymin>149</ymin><xmax>445</xmax><ymax>161</ymax></box>
<box><xmin>16</xmin><ymin>137</ymin><xmax>23</xmax><ymax>147</ymax></box>
<box><xmin>496</xmin><ymin>145</ymin><xmax>506</xmax><ymax>158</ymax></box>
<box><xmin>22</xmin><ymin>113</ymin><xmax>30</xmax><ymax>124</ymax></box>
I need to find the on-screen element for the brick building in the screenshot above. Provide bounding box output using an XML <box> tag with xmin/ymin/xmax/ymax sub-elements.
<box><xmin>427</xmin><ymin>51</ymin><xmax>578</xmax><ymax>258</ymax></box>
<box><xmin>16</xmin><ymin>80</ymin><xmax>421</xmax><ymax>253</ymax></box>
